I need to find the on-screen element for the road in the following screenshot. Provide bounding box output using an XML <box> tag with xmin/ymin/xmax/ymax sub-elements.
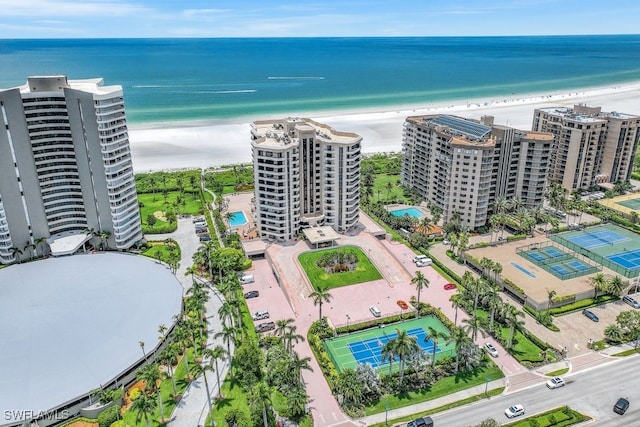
<box><xmin>428</xmin><ymin>355</ymin><xmax>639</xmax><ymax>426</ymax></box>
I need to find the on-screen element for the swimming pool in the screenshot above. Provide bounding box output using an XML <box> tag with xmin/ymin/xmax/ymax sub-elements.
<box><xmin>229</xmin><ymin>211</ymin><xmax>248</xmax><ymax>227</ymax></box>
<box><xmin>390</xmin><ymin>207</ymin><xmax>424</xmax><ymax>218</ymax></box>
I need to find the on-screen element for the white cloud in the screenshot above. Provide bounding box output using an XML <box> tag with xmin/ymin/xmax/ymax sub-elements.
<box><xmin>0</xmin><ymin>0</ymin><xmax>153</xmax><ymax>17</ymax></box>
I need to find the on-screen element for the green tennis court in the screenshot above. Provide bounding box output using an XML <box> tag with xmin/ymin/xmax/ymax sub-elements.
<box><xmin>324</xmin><ymin>317</ymin><xmax>455</xmax><ymax>373</ymax></box>
<box><xmin>617</xmin><ymin>196</ymin><xmax>640</xmax><ymax>210</ymax></box>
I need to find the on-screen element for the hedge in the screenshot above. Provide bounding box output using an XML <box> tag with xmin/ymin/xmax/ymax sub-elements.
<box><xmin>425</xmin><ymin>251</ymin><xmax>462</xmax><ymax>284</ymax></box>
<box><xmin>549</xmin><ymin>295</ymin><xmax>618</xmax><ymax>316</ymax></box>
<box><xmin>98</xmin><ymin>406</ymin><xmax>120</xmax><ymax>427</ymax></box>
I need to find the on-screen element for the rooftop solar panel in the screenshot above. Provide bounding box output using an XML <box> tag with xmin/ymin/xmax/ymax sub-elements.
<box><xmin>429</xmin><ymin>115</ymin><xmax>491</xmax><ymax>139</ymax></box>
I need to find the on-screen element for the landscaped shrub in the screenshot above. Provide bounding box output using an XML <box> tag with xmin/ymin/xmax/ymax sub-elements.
<box><xmin>128</xmin><ymin>387</ymin><xmax>141</xmax><ymax>401</ymax></box>
<box><xmin>502</xmin><ymin>278</ymin><xmax>525</xmax><ymax>295</ymax></box>
<box><xmin>549</xmin><ymin>295</ymin><xmax>618</xmax><ymax>316</ymax></box>
<box><xmin>97</xmin><ymin>405</ymin><xmax>120</xmax><ymax>427</ymax></box>
<box><xmin>506</xmin><ymin>234</ymin><xmax>526</xmax><ymax>241</ymax></box>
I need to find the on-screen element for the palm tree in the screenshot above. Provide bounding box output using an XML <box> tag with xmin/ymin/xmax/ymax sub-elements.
<box><xmin>217</xmin><ymin>301</ymin><xmax>237</xmax><ymax>328</ymax></box>
<box><xmin>289</xmin><ymin>352</ymin><xmax>313</xmax><ymax>386</ymax></box>
<box><xmin>283</xmin><ymin>326</ymin><xmax>305</xmax><ymax>354</ymax></box>
<box><xmin>381</xmin><ymin>340</ymin><xmax>396</xmax><ymax>376</ymax></box>
<box><xmin>446</xmin><ymin>327</ymin><xmax>470</xmax><ymax>373</ymax></box>
<box><xmin>389</xmin><ymin>328</ymin><xmax>419</xmax><ymax>383</ymax></box>
<box><xmin>9</xmin><ymin>246</ymin><xmax>23</xmax><ymax>264</ymax></box>
<box><xmin>450</xmin><ymin>294</ymin><xmax>463</xmax><ymax>326</ymax></box>
<box><xmin>503</xmin><ymin>306</ymin><xmax>525</xmax><ymax>349</ymax></box>
<box><xmin>214</xmin><ymin>325</ymin><xmax>237</xmax><ymax>373</ymax></box>
<box><xmin>481</xmin><ymin>287</ymin><xmax>503</xmax><ymax>334</ymax></box>
<box><xmin>462</xmin><ymin>316</ymin><xmax>485</xmax><ymax>342</ymax></box>
<box><xmin>275</xmin><ymin>318</ymin><xmax>296</xmax><ymax>340</ymax></box>
<box><xmin>411</xmin><ymin>271</ymin><xmax>430</xmax><ymax>315</ymax></box>
<box><xmin>547</xmin><ymin>289</ymin><xmax>557</xmax><ymax>311</ymax></box>
<box><xmin>589</xmin><ymin>273</ymin><xmax>607</xmax><ymax>299</ymax></box>
<box><xmin>98</xmin><ymin>230</ymin><xmax>111</xmax><ymax>250</ymax></box>
<box><xmin>607</xmin><ymin>275</ymin><xmax>626</xmax><ymax>297</ymax></box>
<box><xmin>207</xmin><ymin>345</ymin><xmax>227</xmax><ymax>398</ymax></box>
<box><xmin>604</xmin><ymin>324</ymin><xmax>626</xmax><ymax>344</ymax></box>
<box><xmin>309</xmin><ymin>287</ymin><xmax>333</xmax><ymax>320</ymax></box>
<box><xmin>172</xmin><ymin>324</ymin><xmax>193</xmax><ymax>379</ymax></box>
<box><xmin>131</xmin><ymin>392</ymin><xmax>157</xmax><ymax>427</ymax></box>
<box><xmin>192</xmin><ymin>361</ymin><xmax>215</xmax><ymax>421</ymax></box>
<box><xmin>425</xmin><ymin>326</ymin><xmax>449</xmax><ymax>368</ymax></box>
<box><xmin>493</xmin><ymin>195</ymin><xmax>509</xmax><ymax>214</ymax></box>
<box><xmin>23</xmin><ymin>241</ymin><xmax>36</xmax><ymax>261</ymax></box>
<box><xmin>157</xmin><ymin>345</ymin><xmax>179</xmax><ymax>397</ymax></box>
<box><xmin>33</xmin><ymin>236</ymin><xmax>48</xmax><ymax>258</ymax></box>
<box><xmin>251</xmin><ymin>381</ymin><xmax>273</xmax><ymax>427</ymax></box>
<box><xmin>287</xmin><ymin>386</ymin><xmax>309</xmax><ymax>419</ymax></box>
<box><xmin>139</xmin><ymin>341</ymin><xmax>147</xmax><ymax>361</ymax></box>
<box><xmin>137</xmin><ymin>363</ymin><xmax>164</xmax><ymax>422</ymax></box>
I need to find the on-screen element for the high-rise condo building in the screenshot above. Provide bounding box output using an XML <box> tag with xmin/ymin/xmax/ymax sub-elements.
<box><xmin>251</xmin><ymin>117</ymin><xmax>361</xmax><ymax>241</ymax></box>
<box><xmin>0</xmin><ymin>76</ymin><xmax>142</xmax><ymax>263</ymax></box>
<box><xmin>401</xmin><ymin>114</ymin><xmax>552</xmax><ymax>229</ymax></box>
<box><xmin>532</xmin><ymin>104</ymin><xmax>640</xmax><ymax>191</ymax></box>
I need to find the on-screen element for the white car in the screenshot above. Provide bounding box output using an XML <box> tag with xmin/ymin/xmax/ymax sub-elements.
<box><xmin>416</xmin><ymin>258</ymin><xmax>432</xmax><ymax>267</ymax></box>
<box><xmin>546</xmin><ymin>377</ymin><xmax>565</xmax><ymax>389</ymax></box>
<box><xmin>369</xmin><ymin>305</ymin><xmax>381</xmax><ymax>317</ymax></box>
<box><xmin>252</xmin><ymin>310</ymin><xmax>269</xmax><ymax>321</ymax></box>
<box><xmin>413</xmin><ymin>254</ymin><xmax>429</xmax><ymax>263</ymax></box>
<box><xmin>505</xmin><ymin>404</ymin><xmax>525</xmax><ymax>418</ymax></box>
<box><xmin>484</xmin><ymin>342</ymin><xmax>499</xmax><ymax>358</ymax></box>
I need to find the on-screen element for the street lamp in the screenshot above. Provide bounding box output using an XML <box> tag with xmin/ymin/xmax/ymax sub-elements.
<box><xmin>485</xmin><ymin>376</ymin><xmax>490</xmax><ymax>396</ymax></box>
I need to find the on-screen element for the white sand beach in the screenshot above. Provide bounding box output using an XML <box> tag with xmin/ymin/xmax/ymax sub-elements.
<box><xmin>128</xmin><ymin>82</ymin><xmax>640</xmax><ymax>172</ymax></box>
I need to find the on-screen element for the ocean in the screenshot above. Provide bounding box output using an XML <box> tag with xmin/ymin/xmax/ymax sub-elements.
<box><xmin>1</xmin><ymin>35</ymin><xmax>639</xmax><ymax>124</ymax></box>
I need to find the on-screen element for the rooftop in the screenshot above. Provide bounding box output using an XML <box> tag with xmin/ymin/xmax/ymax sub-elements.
<box><xmin>251</xmin><ymin>117</ymin><xmax>361</xmax><ymax>150</ymax></box>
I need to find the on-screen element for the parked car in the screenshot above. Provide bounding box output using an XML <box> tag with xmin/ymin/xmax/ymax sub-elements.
<box><xmin>255</xmin><ymin>322</ymin><xmax>276</xmax><ymax>333</ymax></box>
<box><xmin>416</xmin><ymin>258</ymin><xmax>432</xmax><ymax>267</ymax></box>
<box><xmin>413</xmin><ymin>254</ymin><xmax>430</xmax><ymax>263</ymax></box>
<box><xmin>199</xmin><ymin>233</ymin><xmax>211</xmax><ymax>242</ymax></box>
<box><xmin>252</xmin><ymin>310</ymin><xmax>269</xmax><ymax>321</ymax></box>
<box><xmin>407</xmin><ymin>416</ymin><xmax>434</xmax><ymax>427</ymax></box>
<box><xmin>369</xmin><ymin>305</ymin><xmax>381</xmax><ymax>317</ymax></box>
<box><xmin>582</xmin><ymin>309</ymin><xmax>599</xmax><ymax>322</ymax></box>
<box><xmin>192</xmin><ymin>216</ymin><xmax>205</xmax><ymax>223</ymax></box>
<box><xmin>444</xmin><ymin>283</ymin><xmax>457</xmax><ymax>290</ymax></box>
<box><xmin>505</xmin><ymin>404</ymin><xmax>525</xmax><ymax>418</ymax></box>
<box><xmin>244</xmin><ymin>291</ymin><xmax>259</xmax><ymax>299</ymax></box>
<box><xmin>484</xmin><ymin>342</ymin><xmax>499</xmax><ymax>358</ymax></box>
<box><xmin>623</xmin><ymin>295</ymin><xmax>640</xmax><ymax>309</ymax></box>
<box><xmin>613</xmin><ymin>397</ymin><xmax>630</xmax><ymax>415</ymax></box>
<box><xmin>240</xmin><ymin>275</ymin><xmax>255</xmax><ymax>284</ymax></box>
<box><xmin>546</xmin><ymin>377</ymin><xmax>565</xmax><ymax>389</ymax></box>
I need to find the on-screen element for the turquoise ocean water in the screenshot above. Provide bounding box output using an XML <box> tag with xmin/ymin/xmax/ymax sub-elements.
<box><xmin>1</xmin><ymin>36</ymin><xmax>639</xmax><ymax>124</ymax></box>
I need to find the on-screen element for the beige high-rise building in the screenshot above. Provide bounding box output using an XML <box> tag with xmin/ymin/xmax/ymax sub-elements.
<box><xmin>532</xmin><ymin>104</ymin><xmax>640</xmax><ymax>191</ymax></box>
<box><xmin>251</xmin><ymin>117</ymin><xmax>361</xmax><ymax>241</ymax></box>
<box><xmin>401</xmin><ymin>114</ymin><xmax>552</xmax><ymax>229</ymax></box>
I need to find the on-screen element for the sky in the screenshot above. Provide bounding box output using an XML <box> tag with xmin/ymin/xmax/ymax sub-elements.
<box><xmin>0</xmin><ymin>0</ymin><xmax>638</xmax><ymax>39</ymax></box>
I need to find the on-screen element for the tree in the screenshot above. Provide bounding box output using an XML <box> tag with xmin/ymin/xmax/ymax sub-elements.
<box><xmin>287</xmin><ymin>385</ymin><xmax>309</xmax><ymax>419</ymax></box>
<box><xmin>389</xmin><ymin>328</ymin><xmax>419</xmax><ymax>383</ymax></box>
<box><xmin>447</xmin><ymin>327</ymin><xmax>470</xmax><ymax>373</ymax></box>
<box><xmin>146</xmin><ymin>214</ymin><xmax>157</xmax><ymax>227</ymax></box>
<box><xmin>157</xmin><ymin>345</ymin><xmax>179</xmax><ymax>397</ymax></box>
<box><xmin>411</xmin><ymin>271</ymin><xmax>430</xmax><ymax>315</ymax></box>
<box><xmin>547</xmin><ymin>289</ymin><xmax>557</xmax><ymax>311</ymax></box>
<box><xmin>192</xmin><ymin>361</ymin><xmax>215</xmax><ymax>421</ymax></box>
<box><xmin>214</xmin><ymin>325</ymin><xmax>237</xmax><ymax>373</ymax></box>
<box><xmin>9</xmin><ymin>246</ymin><xmax>23</xmax><ymax>264</ymax></box>
<box><xmin>381</xmin><ymin>340</ymin><xmax>396</xmax><ymax>376</ymax></box>
<box><xmin>131</xmin><ymin>392</ymin><xmax>157</xmax><ymax>427</ymax></box>
<box><xmin>249</xmin><ymin>381</ymin><xmax>274</xmax><ymax>427</ymax></box>
<box><xmin>503</xmin><ymin>305</ymin><xmax>525</xmax><ymax>349</ymax></box>
<box><xmin>462</xmin><ymin>315</ymin><xmax>485</xmax><ymax>342</ymax></box>
<box><xmin>607</xmin><ymin>275</ymin><xmax>626</xmax><ymax>298</ymax></box>
<box><xmin>137</xmin><ymin>363</ymin><xmax>164</xmax><ymax>422</ymax></box>
<box><xmin>425</xmin><ymin>326</ymin><xmax>448</xmax><ymax>368</ymax></box>
<box><xmin>450</xmin><ymin>294</ymin><xmax>463</xmax><ymax>326</ymax></box>
<box><xmin>309</xmin><ymin>287</ymin><xmax>333</xmax><ymax>320</ymax></box>
<box><xmin>589</xmin><ymin>272</ymin><xmax>607</xmax><ymax>298</ymax></box>
<box><xmin>289</xmin><ymin>352</ymin><xmax>313</xmax><ymax>386</ymax></box>
<box><xmin>604</xmin><ymin>324</ymin><xmax>626</xmax><ymax>344</ymax></box>
<box><xmin>207</xmin><ymin>345</ymin><xmax>227</xmax><ymax>398</ymax></box>
<box><xmin>275</xmin><ymin>318</ymin><xmax>296</xmax><ymax>340</ymax></box>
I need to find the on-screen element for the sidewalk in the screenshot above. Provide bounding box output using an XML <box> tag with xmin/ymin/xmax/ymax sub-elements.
<box><xmin>167</xmin><ymin>283</ymin><xmax>230</xmax><ymax>427</ymax></box>
<box><xmin>360</xmin><ymin>378</ymin><xmax>507</xmax><ymax>426</ymax></box>
<box><xmin>146</xmin><ymin>217</ymin><xmax>230</xmax><ymax>427</ymax></box>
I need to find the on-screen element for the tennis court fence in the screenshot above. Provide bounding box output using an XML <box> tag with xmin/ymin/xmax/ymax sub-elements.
<box><xmin>549</xmin><ymin>234</ymin><xmax>637</xmax><ymax>278</ymax></box>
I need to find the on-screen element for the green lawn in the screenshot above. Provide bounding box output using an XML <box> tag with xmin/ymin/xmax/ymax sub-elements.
<box><xmin>142</xmin><ymin>241</ymin><xmax>181</xmax><ymax>263</ymax></box>
<box><xmin>298</xmin><ymin>245</ymin><xmax>382</xmax><ymax>290</ymax></box>
<box><xmin>138</xmin><ymin>191</ymin><xmax>206</xmax><ymax>233</ymax></box>
<box><xmin>474</xmin><ymin>310</ymin><xmax>546</xmax><ymax>364</ymax></box>
<box><xmin>372</xmin><ymin>174</ymin><xmax>405</xmax><ymax>203</ymax></box>
<box><xmin>365</xmin><ymin>364</ymin><xmax>504</xmax><ymax>415</ymax></box>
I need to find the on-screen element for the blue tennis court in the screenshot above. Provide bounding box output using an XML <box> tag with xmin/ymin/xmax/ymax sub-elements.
<box><xmin>542</xmin><ymin>247</ymin><xmax>564</xmax><ymax>258</ymax></box>
<box><xmin>347</xmin><ymin>328</ymin><xmax>440</xmax><ymax>368</ymax></box>
<box><xmin>607</xmin><ymin>249</ymin><xmax>640</xmax><ymax>271</ymax></box>
<box><xmin>550</xmin><ymin>264</ymin><xmax>571</xmax><ymax>276</ymax></box>
<box><xmin>566</xmin><ymin>229</ymin><xmax>630</xmax><ymax>249</ymax></box>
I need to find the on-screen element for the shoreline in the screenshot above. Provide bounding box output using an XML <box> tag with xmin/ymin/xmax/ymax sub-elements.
<box><xmin>128</xmin><ymin>80</ymin><xmax>640</xmax><ymax>172</ymax></box>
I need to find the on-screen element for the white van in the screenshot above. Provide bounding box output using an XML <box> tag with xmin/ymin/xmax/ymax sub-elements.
<box><xmin>413</xmin><ymin>254</ymin><xmax>429</xmax><ymax>263</ymax></box>
<box><xmin>240</xmin><ymin>275</ymin><xmax>255</xmax><ymax>284</ymax></box>
<box><xmin>416</xmin><ymin>258</ymin><xmax>432</xmax><ymax>267</ymax></box>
